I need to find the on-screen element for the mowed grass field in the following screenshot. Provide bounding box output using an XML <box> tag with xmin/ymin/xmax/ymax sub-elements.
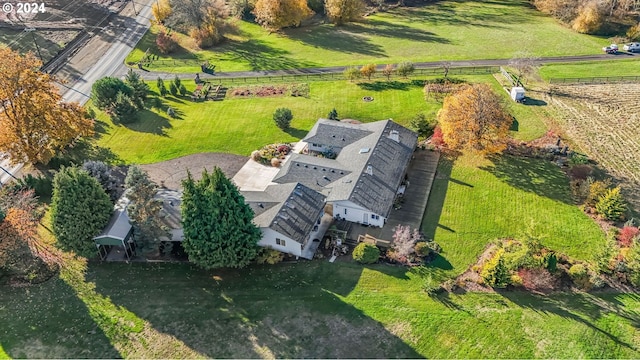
<box><xmin>126</xmin><ymin>0</ymin><xmax>604</xmax><ymax>73</ymax></box>
<box><xmin>539</xmin><ymin>59</ymin><xmax>640</xmax><ymax>80</ymax></box>
<box><xmin>1</xmin><ymin>260</ymin><xmax>640</xmax><ymax>359</ymax></box>
<box><xmin>95</xmin><ymin>77</ymin><xmax>546</xmax><ymax>164</ymax></box>
<box><xmin>422</xmin><ymin>153</ymin><xmax>607</xmax><ymax>273</ymax></box>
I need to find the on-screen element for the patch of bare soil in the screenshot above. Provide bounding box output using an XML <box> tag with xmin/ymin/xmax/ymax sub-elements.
<box><xmin>140</xmin><ymin>152</ymin><xmax>246</xmax><ymax>190</ymax></box>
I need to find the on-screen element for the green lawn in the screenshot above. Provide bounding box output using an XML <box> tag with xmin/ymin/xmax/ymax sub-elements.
<box><xmin>539</xmin><ymin>59</ymin><xmax>640</xmax><ymax>80</ymax></box>
<box><xmin>126</xmin><ymin>0</ymin><xmax>604</xmax><ymax>73</ymax></box>
<box><xmin>1</xmin><ymin>261</ymin><xmax>639</xmax><ymax>358</ymax></box>
<box><xmin>422</xmin><ymin>153</ymin><xmax>606</xmax><ymax>272</ymax></box>
<box><xmin>95</xmin><ymin>80</ymin><xmax>440</xmax><ymax>164</ymax></box>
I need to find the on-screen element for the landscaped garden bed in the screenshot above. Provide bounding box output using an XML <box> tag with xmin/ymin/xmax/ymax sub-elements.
<box><xmin>251</xmin><ymin>143</ymin><xmax>291</xmax><ymax>166</ymax></box>
<box><xmin>228</xmin><ymin>83</ymin><xmax>309</xmax><ymax>98</ymax></box>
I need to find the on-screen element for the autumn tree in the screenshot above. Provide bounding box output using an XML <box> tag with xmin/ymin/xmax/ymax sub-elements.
<box><xmin>437</xmin><ymin>84</ymin><xmax>512</xmax><ymax>155</ymax></box>
<box><xmin>343</xmin><ymin>66</ymin><xmax>360</xmax><ymax>81</ymax></box>
<box><xmin>181</xmin><ymin>167</ymin><xmax>261</xmax><ymax>269</ymax></box>
<box><xmin>572</xmin><ymin>2</ymin><xmax>603</xmax><ymax>33</ymax></box>
<box><xmin>360</xmin><ymin>63</ymin><xmax>377</xmax><ymax>80</ymax></box>
<box><xmin>169</xmin><ymin>0</ymin><xmax>231</xmax><ymax>46</ymax></box>
<box><xmin>51</xmin><ymin>167</ymin><xmax>112</xmax><ymax>258</ymax></box>
<box><xmin>156</xmin><ymin>30</ymin><xmax>178</xmax><ymax>54</ymax></box>
<box><xmin>396</xmin><ymin>61</ymin><xmax>415</xmax><ymax>78</ymax></box>
<box><xmin>125</xmin><ymin>165</ymin><xmax>171</xmax><ymax>257</ymax></box>
<box><xmin>0</xmin><ymin>49</ymin><xmax>93</xmax><ymax>165</ymax></box>
<box><xmin>382</xmin><ymin>64</ymin><xmax>394</xmax><ymax>81</ymax></box>
<box><xmin>325</xmin><ymin>0</ymin><xmax>365</xmax><ymax>25</ymax></box>
<box><xmin>253</xmin><ymin>0</ymin><xmax>313</xmax><ymax>30</ymax></box>
<box><xmin>152</xmin><ymin>0</ymin><xmax>172</xmax><ymax>23</ymax></box>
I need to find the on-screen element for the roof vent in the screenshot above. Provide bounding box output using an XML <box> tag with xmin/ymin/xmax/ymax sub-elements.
<box><xmin>366</xmin><ymin>165</ymin><xmax>373</xmax><ymax>175</ymax></box>
<box><xmin>359</xmin><ymin>147</ymin><xmax>370</xmax><ymax>154</ymax></box>
<box><xmin>296</xmin><ymin>163</ymin><xmax>300</xmax><ymax>166</ymax></box>
<box><xmin>323</xmin><ymin>176</ymin><xmax>330</xmax><ymax>181</ymax></box>
<box><xmin>388</xmin><ymin>130</ymin><xmax>400</xmax><ymax>142</ymax></box>
<box><xmin>258</xmin><ymin>203</ymin><xmax>264</xmax><ymax>208</ymax></box>
<box><xmin>331</xmin><ymin>169</ymin><xmax>335</xmax><ymax>173</ymax></box>
<box><xmin>285</xmin><ymin>202</ymin><xmax>295</xmax><ymax>209</ymax></box>
<box><xmin>332</xmin><ymin>134</ymin><xmax>336</xmax><ymax>138</ymax></box>
<box><xmin>294</xmin><ymin>190</ymin><xmax>303</xmax><ymax>197</ymax></box>
<box><xmin>313</xmin><ymin>166</ymin><xmax>317</xmax><ymax>170</ymax></box>
<box><xmin>278</xmin><ymin>213</ymin><xmax>290</xmax><ymax>220</ymax></box>
<box><xmin>304</xmin><ymin>164</ymin><xmax>308</xmax><ymax>168</ymax></box>
<box><xmin>322</xmin><ymin>168</ymin><xmax>326</xmax><ymax>171</ymax></box>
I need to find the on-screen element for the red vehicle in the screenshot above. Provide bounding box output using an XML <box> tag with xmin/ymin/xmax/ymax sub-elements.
<box><xmin>602</xmin><ymin>44</ymin><xmax>619</xmax><ymax>54</ymax></box>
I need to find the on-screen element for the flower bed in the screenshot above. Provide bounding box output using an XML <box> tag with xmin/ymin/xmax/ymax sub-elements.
<box><xmin>229</xmin><ymin>83</ymin><xmax>309</xmax><ymax>98</ymax></box>
<box><xmin>251</xmin><ymin>143</ymin><xmax>291</xmax><ymax>166</ymax></box>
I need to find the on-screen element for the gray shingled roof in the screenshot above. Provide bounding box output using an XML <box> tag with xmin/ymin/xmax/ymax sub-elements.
<box><xmin>273</xmin><ymin>119</ymin><xmax>417</xmax><ymax>218</ymax></box>
<box><xmin>303</xmin><ymin>119</ymin><xmax>373</xmax><ymax>150</ymax></box>
<box><xmin>94</xmin><ymin>195</ymin><xmax>132</xmax><ymax>242</ymax></box>
<box><xmin>243</xmin><ymin>183</ymin><xmax>326</xmax><ymax>244</ymax></box>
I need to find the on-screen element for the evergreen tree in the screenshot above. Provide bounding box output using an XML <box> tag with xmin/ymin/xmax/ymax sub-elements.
<box><xmin>50</xmin><ymin>167</ymin><xmax>112</xmax><ymax>257</ymax></box>
<box><xmin>181</xmin><ymin>167</ymin><xmax>261</xmax><ymax>269</ymax></box>
<box><xmin>91</xmin><ymin>77</ymin><xmax>134</xmax><ymax>110</ymax></box>
<box><xmin>480</xmin><ymin>248</ymin><xmax>510</xmax><ymax>288</ymax></box>
<box><xmin>125</xmin><ymin>69</ymin><xmax>150</xmax><ymax>110</ymax></box>
<box><xmin>157</xmin><ymin>77</ymin><xmax>168</xmax><ymax>97</ymax></box>
<box><xmin>82</xmin><ymin>160</ymin><xmax>118</xmax><ymax>201</ymax></box>
<box><xmin>112</xmin><ymin>92</ymin><xmax>138</xmax><ymax>124</ymax></box>
<box><xmin>125</xmin><ymin>165</ymin><xmax>170</xmax><ymax>257</ymax></box>
<box><xmin>595</xmin><ymin>186</ymin><xmax>627</xmax><ymax>221</ymax></box>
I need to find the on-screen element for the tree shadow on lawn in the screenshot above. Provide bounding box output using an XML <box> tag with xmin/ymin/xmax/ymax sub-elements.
<box><xmin>0</xmin><ymin>277</ymin><xmax>122</xmax><ymax>359</ymax></box>
<box><xmin>479</xmin><ymin>154</ymin><xmax>573</xmax><ymax>204</ymax></box>
<box><xmin>357</xmin><ymin>81</ymin><xmax>418</xmax><ymax>92</ymax></box>
<box><xmin>121</xmin><ymin>109</ymin><xmax>173</xmax><ymax>136</ymax></box>
<box><xmin>284</xmin><ymin>25</ymin><xmax>387</xmax><ymax>57</ymax></box>
<box><xmin>89</xmin><ymin>262</ymin><xmax>423</xmax><ymax>358</ymax></box>
<box><xmin>48</xmin><ymin>138</ymin><xmax>123</xmax><ymax>169</ymax></box>
<box><xmin>221</xmin><ymin>38</ymin><xmax>315</xmax><ymax>71</ymax></box>
<box><xmin>499</xmin><ymin>291</ymin><xmax>640</xmax><ymax>351</ymax></box>
<box><xmin>347</xmin><ymin>18</ymin><xmax>451</xmax><ymax>45</ymax></box>
<box><xmin>284</xmin><ymin>127</ymin><xmax>308</xmax><ymax>139</ymax></box>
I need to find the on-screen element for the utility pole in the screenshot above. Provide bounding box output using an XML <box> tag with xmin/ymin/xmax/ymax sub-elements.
<box><xmin>24</xmin><ymin>28</ymin><xmax>42</xmax><ymax>62</ymax></box>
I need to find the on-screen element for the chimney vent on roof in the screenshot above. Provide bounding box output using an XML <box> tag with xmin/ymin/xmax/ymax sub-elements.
<box><xmin>366</xmin><ymin>165</ymin><xmax>373</xmax><ymax>176</ymax></box>
<box><xmin>388</xmin><ymin>130</ymin><xmax>400</xmax><ymax>142</ymax></box>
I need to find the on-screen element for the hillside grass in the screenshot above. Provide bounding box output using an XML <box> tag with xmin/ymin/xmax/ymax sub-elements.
<box><xmin>126</xmin><ymin>0</ymin><xmax>604</xmax><ymax>73</ymax></box>
<box><xmin>422</xmin><ymin>153</ymin><xmax>606</xmax><ymax>272</ymax></box>
<box><xmin>539</xmin><ymin>59</ymin><xmax>640</xmax><ymax>80</ymax></box>
<box><xmin>1</xmin><ymin>261</ymin><xmax>639</xmax><ymax>358</ymax></box>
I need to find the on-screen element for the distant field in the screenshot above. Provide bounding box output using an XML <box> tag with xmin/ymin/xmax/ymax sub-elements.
<box><xmin>539</xmin><ymin>59</ymin><xmax>640</xmax><ymax>80</ymax></box>
<box><xmin>126</xmin><ymin>0</ymin><xmax>604</xmax><ymax>73</ymax></box>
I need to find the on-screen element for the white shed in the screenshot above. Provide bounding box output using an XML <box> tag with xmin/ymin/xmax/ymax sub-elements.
<box><xmin>510</xmin><ymin>87</ymin><xmax>526</xmax><ymax>102</ymax></box>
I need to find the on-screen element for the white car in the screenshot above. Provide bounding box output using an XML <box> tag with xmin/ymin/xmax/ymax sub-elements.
<box><xmin>623</xmin><ymin>42</ymin><xmax>640</xmax><ymax>52</ymax></box>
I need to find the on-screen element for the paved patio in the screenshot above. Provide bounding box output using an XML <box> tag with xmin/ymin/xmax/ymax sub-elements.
<box><xmin>232</xmin><ymin>143</ymin><xmax>303</xmax><ymax>191</ymax></box>
<box><xmin>346</xmin><ymin>149</ymin><xmax>441</xmax><ymax>244</ymax></box>
<box><xmin>301</xmin><ymin>212</ymin><xmax>334</xmax><ymax>259</ymax></box>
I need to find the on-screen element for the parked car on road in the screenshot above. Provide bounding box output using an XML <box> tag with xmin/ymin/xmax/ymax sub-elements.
<box><xmin>623</xmin><ymin>42</ymin><xmax>640</xmax><ymax>52</ymax></box>
<box><xmin>602</xmin><ymin>44</ymin><xmax>619</xmax><ymax>54</ymax></box>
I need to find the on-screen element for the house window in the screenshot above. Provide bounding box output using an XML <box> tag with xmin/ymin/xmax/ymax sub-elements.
<box><xmin>371</xmin><ymin>214</ymin><xmax>379</xmax><ymax>220</ymax></box>
<box><xmin>276</xmin><ymin>238</ymin><xmax>286</xmax><ymax>246</ymax></box>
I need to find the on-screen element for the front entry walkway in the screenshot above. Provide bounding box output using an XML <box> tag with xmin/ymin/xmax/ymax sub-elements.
<box><xmin>347</xmin><ymin>149</ymin><xmax>440</xmax><ymax>243</ymax></box>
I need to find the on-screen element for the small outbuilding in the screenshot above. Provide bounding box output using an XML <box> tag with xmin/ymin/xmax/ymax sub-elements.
<box><xmin>510</xmin><ymin>87</ymin><xmax>526</xmax><ymax>103</ymax></box>
<box><xmin>93</xmin><ymin>196</ymin><xmax>134</xmax><ymax>260</ymax></box>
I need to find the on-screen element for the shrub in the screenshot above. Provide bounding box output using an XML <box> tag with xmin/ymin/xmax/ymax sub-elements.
<box><xmin>415</xmin><ymin>241</ymin><xmax>441</xmax><ymax>257</ymax></box>
<box><xmin>410</xmin><ymin>112</ymin><xmax>435</xmax><ymax>138</ymax></box>
<box><xmin>595</xmin><ymin>187</ymin><xmax>627</xmax><ymax>221</ymax></box>
<box><xmin>569</xmin><ymin>152</ymin><xmax>589</xmax><ymax>165</ymax></box>
<box><xmin>627</xmin><ymin>22</ymin><xmax>640</xmax><ymax>41</ymax></box>
<box><xmin>396</xmin><ymin>61</ymin><xmax>415</xmax><ymax>78</ymax></box>
<box><xmin>360</xmin><ymin>63</ymin><xmax>377</xmax><ymax>80</ymax></box>
<box><xmin>352</xmin><ymin>243</ymin><xmax>380</xmax><ymax>264</ymax></box>
<box><xmin>179</xmin><ymin>84</ymin><xmax>188</xmax><ymax>96</ymax></box>
<box><xmin>157</xmin><ymin>78</ymin><xmax>168</xmax><ymax>97</ymax></box>
<box><xmin>431</xmin><ymin>126</ymin><xmax>445</xmax><ymax>147</ymax></box>
<box><xmin>510</xmin><ymin>274</ymin><xmax>524</xmax><ymax>287</ymax></box>
<box><xmin>618</xmin><ymin>226</ymin><xmax>639</xmax><ymax>247</ymax></box>
<box><xmin>328</xmin><ymin>108</ymin><xmax>338</xmax><ymax>120</ymax></box>
<box><xmin>169</xmin><ymin>82</ymin><xmax>178</xmax><ymax>96</ymax></box>
<box><xmin>517</xmin><ymin>267</ymin><xmax>557</xmax><ymax>292</ymax></box>
<box><xmin>343</xmin><ymin>66</ymin><xmax>360</xmax><ymax>82</ymax></box>
<box><xmin>586</xmin><ymin>178</ymin><xmax>609</xmax><ymax>207</ymax></box>
<box><xmin>480</xmin><ymin>248</ymin><xmax>510</xmax><ymax>288</ymax></box>
<box><xmin>190</xmin><ymin>25</ymin><xmax>222</xmax><ymax>48</ymax></box>
<box><xmin>111</xmin><ymin>92</ymin><xmax>138</xmax><ymax>124</ymax></box>
<box><xmin>156</xmin><ymin>31</ymin><xmax>178</xmax><ymax>54</ymax></box>
<box><xmin>255</xmin><ymin>247</ymin><xmax>284</xmax><ymax>264</ymax></box>
<box><xmin>166</xmin><ymin>106</ymin><xmax>176</xmax><ymax>118</ymax></box>
<box><xmin>569</xmin><ymin>164</ymin><xmax>593</xmax><ymax>180</ymax></box>
<box><xmin>270</xmin><ymin>158</ymin><xmax>281</xmax><ymax>167</ymax></box>
<box><xmin>276</xmin><ymin>144</ymin><xmax>290</xmax><ymax>154</ymax></box>
<box><xmin>273</xmin><ymin>108</ymin><xmax>293</xmax><ymax>130</ymax></box>
<box><xmin>568</xmin><ymin>263</ymin><xmax>591</xmax><ymax>290</ymax></box>
<box><xmin>19</xmin><ymin>174</ymin><xmax>53</xmax><ymax>199</ymax></box>
<box><xmin>572</xmin><ymin>3</ymin><xmax>602</xmax><ymax>34</ymax></box>
<box><xmin>251</xmin><ymin>150</ymin><xmax>262</xmax><ymax>162</ymax></box>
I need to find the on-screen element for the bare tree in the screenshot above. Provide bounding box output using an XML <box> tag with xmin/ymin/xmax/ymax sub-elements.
<box><xmin>441</xmin><ymin>61</ymin><xmax>452</xmax><ymax>78</ymax></box>
<box><xmin>509</xmin><ymin>51</ymin><xmax>540</xmax><ymax>86</ymax></box>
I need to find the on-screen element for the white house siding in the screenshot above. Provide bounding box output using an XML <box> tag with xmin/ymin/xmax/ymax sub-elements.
<box><xmin>332</xmin><ymin>200</ymin><xmax>385</xmax><ymax>227</ymax></box>
<box><xmin>258</xmin><ymin>227</ymin><xmax>302</xmax><ymax>257</ymax></box>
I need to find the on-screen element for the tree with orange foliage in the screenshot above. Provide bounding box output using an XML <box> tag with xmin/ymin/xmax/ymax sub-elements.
<box><xmin>360</xmin><ymin>63</ymin><xmax>377</xmax><ymax>80</ymax></box>
<box><xmin>0</xmin><ymin>49</ymin><xmax>93</xmax><ymax>165</ymax></box>
<box><xmin>325</xmin><ymin>0</ymin><xmax>365</xmax><ymax>25</ymax></box>
<box><xmin>152</xmin><ymin>0</ymin><xmax>172</xmax><ymax>23</ymax></box>
<box><xmin>253</xmin><ymin>0</ymin><xmax>313</xmax><ymax>31</ymax></box>
<box><xmin>437</xmin><ymin>84</ymin><xmax>512</xmax><ymax>155</ymax></box>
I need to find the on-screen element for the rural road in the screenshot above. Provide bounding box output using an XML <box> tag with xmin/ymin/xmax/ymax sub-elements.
<box><xmin>139</xmin><ymin>52</ymin><xmax>639</xmax><ymax>81</ymax></box>
<box><xmin>0</xmin><ymin>0</ymin><xmax>154</xmax><ymax>185</ymax></box>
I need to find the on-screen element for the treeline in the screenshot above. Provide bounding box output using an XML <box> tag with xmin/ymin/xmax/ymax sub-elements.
<box><xmin>533</xmin><ymin>0</ymin><xmax>640</xmax><ymax>37</ymax></box>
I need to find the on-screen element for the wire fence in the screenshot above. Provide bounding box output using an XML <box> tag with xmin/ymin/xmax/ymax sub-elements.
<box><xmin>548</xmin><ymin>75</ymin><xmax>640</xmax><ymax>84</ymax></box>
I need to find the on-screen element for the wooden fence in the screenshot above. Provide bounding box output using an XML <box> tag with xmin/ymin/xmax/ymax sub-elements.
<box><xmin>549</xmin><ymin>75</ymin><xmax>640</xmax><ymax>84</ymax></box>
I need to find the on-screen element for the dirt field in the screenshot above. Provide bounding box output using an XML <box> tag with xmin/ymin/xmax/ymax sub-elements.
<box><xmin>0</xmin><ymin>0</ymin><xmax>124</xmax><ymax>64</ymax></box>
<box><xmin>546</xmin><ymin>83</ymin><xmax>640</xmax><ymax>211</ymax></box>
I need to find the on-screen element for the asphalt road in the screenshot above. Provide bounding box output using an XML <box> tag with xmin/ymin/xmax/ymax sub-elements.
<box><xmin>0</xmin><ymin>0</ymin><xmax>154</xmax><ymax>185</ymax></box>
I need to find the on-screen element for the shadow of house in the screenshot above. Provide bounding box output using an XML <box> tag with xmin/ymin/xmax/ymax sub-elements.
<box><xmin>89</xmin><ymin>261</ymin><xmax>423</xmax><ymax>358</ymax></box>
<box><xmin>0</xmin><ymin>277</ymin><xmax>122</xmax><ymax>358</ymax></box>
<box><xmin>479</xmin><ymin>154</ymin><xmax>573</xmax><ymax>204</ymax></box>
<box><xmin>422</xmin><ymin>155</ymin><xmax>454</xmax><ymax>242</ymax></box>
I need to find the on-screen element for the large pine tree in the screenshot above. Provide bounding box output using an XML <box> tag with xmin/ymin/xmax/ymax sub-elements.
<box><xmin>50</xmin><ymin>166</ymin><xmax>112</xmax><ymax>257</ymax></box>
<box><xmin>181</xmin><ymin>167</ymin><xmax>261</xmax><ymax>269</ymax></box>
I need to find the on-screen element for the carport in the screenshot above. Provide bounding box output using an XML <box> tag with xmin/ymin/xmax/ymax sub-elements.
<box><xmin>93</xmin><ymin>198</ymin><xmax>134</xmax><ymax>260</ymax></box>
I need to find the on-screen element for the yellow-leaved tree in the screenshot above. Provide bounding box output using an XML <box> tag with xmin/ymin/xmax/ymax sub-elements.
<box><xmin>437</xmin><ymin>84</ymin><xmax>512</xmax><ymax>155</ymax></box>
<box><xmin>0</xmin><ymin>49</ymin><xmax>93</xmax><ymax>165</ymax></box>
<box><xmin>253</xmin><ymin>0</ymin><xmax>313</xmax><ymax>31</ymax></box>
<box><xmin>152</xmin><ymin>0</ymin><xmax>172</xmax><ymax>23</ymax></box>
<box><xmin>325</xmin><ymin>0</ymin><xmax>365</xmax><ymax>25</ymax></box>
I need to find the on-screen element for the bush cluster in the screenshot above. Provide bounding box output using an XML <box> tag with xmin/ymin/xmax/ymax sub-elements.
<box><xmin>251</xmin><ymin>143</ymin><xmax>291</xmax><ymax>165</ymax></box>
